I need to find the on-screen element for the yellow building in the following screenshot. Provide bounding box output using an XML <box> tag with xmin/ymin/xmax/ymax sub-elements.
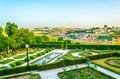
<box><xmin>117</xmin><ymin>38</ymin><xmax>120</xmax><ymax>45</ymax></box>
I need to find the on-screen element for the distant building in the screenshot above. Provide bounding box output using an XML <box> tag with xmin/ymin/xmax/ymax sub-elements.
<box><xmin>104</xmin><ymin>25</ymin><xmax>107</xmax><ymax>29</ymax></box>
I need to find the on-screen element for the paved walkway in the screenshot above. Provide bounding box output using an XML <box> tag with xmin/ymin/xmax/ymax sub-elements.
<box><xmin>91</xmin><ymin>64</ymin><xmax>120</xmax><ymax>79</ymax></box>
<box><xmin>34</xmin><ymin>64</ymin><xmax>87</xmax><ymax>79</ymax></box>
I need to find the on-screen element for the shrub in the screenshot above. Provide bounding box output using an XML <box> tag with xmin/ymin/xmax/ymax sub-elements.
<box><xmin>37</xmin><ymin>53</ymin><xmax>42</xmax><ymax>56</ymax></box>
<box><xmin>30</xmin><ymin>55</ymin><xmax>36</xmax><ymax>59</ymax></box>
<box><xmin>41</xmin><ymin>52</ymin><xmax>45</xmax><ymax>55</ymax></box>
<box><xmin>25</xmin><ymin>57</ymin><xmax>31</xmax><ymax>61</ymax></box>
<box><xmin>10</xmin><ymin>63</ymin><xmax>16</xmax><ymax>67</ymax></box>
<box><xmin>3</xmin><ymin>54</ymin><xmax>9</xmax><ymax>57</ymax></box>
<box><xmin>15</xmin><ymin>60</ymin><xmax>25</xmax><ymax>65</ymax></box>
<box><xmin>14</xmin><ymin>54</ymin><xmax>25</xmax><ymax>59</ymax></box>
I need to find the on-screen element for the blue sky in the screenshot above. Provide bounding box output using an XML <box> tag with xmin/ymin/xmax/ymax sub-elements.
<box><xmin>0</xmin><ymin>0</ymin><xmax>120</xmax><ymax>28</ymax></box>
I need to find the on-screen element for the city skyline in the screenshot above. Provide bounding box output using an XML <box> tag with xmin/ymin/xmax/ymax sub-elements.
<box><xmin>0</xmin><ymin>0</ymin><xmax>120</xmax><ymax>28</ymax></box>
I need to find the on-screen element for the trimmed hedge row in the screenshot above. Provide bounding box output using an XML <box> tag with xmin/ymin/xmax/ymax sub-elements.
<box><xmin>1</xmin><ymin>52</ymin><xmax>120</xmax><ymax>76</ymax></box>
<box><xmin>0</xmin><ymin>65</ymin><xmax>37</xmax><ymax>76</ymax></box>
<box><xmin>32</xmin><ymin>44</ymin><xmax>120</xmax><ymax>50</ymax></box>
<box><xmin>67</xmin><ymin>45</ymin><xmax>120</xmax><ymax>50</ymax></box>
<box><xmin>41</xmin><ymin>42</ymin><xmax>63</xmax><ymax>44</ymax></box>
<box><xmin>32</xmin><ymin>44</ymin><xmax>62</xmax><ymax>48</ymax></box>
<box><xmin>105</xmin><ymin>58</ymin><xmax>120</xmax><ymax>68</ymax></box>
<box><xmin>86</xmin><ymin>53</ymin><xmax>117</xmax><ymax>60</ymax></box>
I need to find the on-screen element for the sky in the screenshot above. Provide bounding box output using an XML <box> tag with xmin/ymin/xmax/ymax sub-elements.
<box><xmin>0</xmin><ymin>0</ymin><xmax>120</xmax><ymax>28</ymax></box>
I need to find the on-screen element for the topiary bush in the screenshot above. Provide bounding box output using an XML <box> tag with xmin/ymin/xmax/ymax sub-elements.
<box><xmin>9</xmin><ymin>62</ymin><xmax>16</xmax><ymax>67</ymax></box>
<box><xmin>37</xmin><ymin>53</ymin><xmax>42</xmax><ymax>56</ymax></box>
<box><xmin>30</xmin><ymin>55</ymin><xmax>36</xmax><ymax>59</ymax></box>
<box><xmin>25</xmin><ymin>57</ymin><xmax>31</xmax><ymax>61</ymax></box>
<box><xmin>15</xmin><ymin>60</ymin><xmax>25</xmax><ymax>65</ymax></box>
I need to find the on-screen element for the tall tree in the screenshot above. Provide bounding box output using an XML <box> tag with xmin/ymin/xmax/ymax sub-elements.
<box><xmin>35</xmin><ymin>36</ymin><xmax>42</xmax><ymax>44</ymax></box>
<box><xmin>0</xmin><ymin>35</ymin><xmax>9</xmax><ymax>52</ymax></box>
<box><xmin>5</xmin><ymin>22</ymin><xmax>18</xmax><ymax>37</ymax></box>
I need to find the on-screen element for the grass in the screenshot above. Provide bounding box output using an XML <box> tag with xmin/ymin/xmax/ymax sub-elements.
<box><xmin>92</xmin><ymin>57</ymin><xmax>120</xmax><ymax>74</ymax></box>
<box><xmin>0</xmin><ymin>59</ymin><xmax>14</xmax><ymax>64</ymax></box>
<box><xmin>58</xmin><ymin>67</ymin><xmax>115</xmax><ymax>79</ymax></box>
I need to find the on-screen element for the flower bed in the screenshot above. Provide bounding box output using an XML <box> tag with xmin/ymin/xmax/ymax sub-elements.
<box><xmin>58</xmin><ymin>67</ymin><xmax>115</xmax><ymax>79</ymax></box>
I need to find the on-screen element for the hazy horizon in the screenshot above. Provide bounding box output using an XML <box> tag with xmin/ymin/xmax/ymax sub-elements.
<box><xmin>0</xmin><ymin>0</ymin><xmax>120</xmax><ymax>28</ymax></box>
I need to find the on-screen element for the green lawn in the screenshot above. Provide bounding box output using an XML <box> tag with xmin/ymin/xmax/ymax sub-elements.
<box><xmin>92</xmin><ymin>57</ymin><xmax>120</xmax><ymax>74</ymax></box>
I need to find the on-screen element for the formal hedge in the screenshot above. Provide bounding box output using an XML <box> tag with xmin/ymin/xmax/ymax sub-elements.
<box><xmin>41</xmin><ymin>42</ymin><xmax>63</xmax><ymax>44</ymax></box>
<box><xmin>32</xmin><ymin>44</ymin><xmax>120</xmax><ymax>50</ymax></box>
<box><xmin>9</xmin><ymin>62</ymin><xmax>16</xmax><ymax>67</ymax></box>
<box><xmin>105</xmin><ymin>58</ymin><xmax>120</xmax><ymax>68</ymax></box>
<box><xmin>67</xmin><ymin>45</ymin><xmax>120</xmax><ymax>50</ymax></box>
<box><xmin>32</xmin><ymin>44</ymin><xmax>62</xmax><ymax>48</ymax></box>
<box><xmin>86</xmin><ymin>53</ymin><xmax>117</xmax><ymax>60</ymax></box>
<box><xmin>0</xmin><ymin>65</ymin><xmax>37</xmax><ymax>76</ymax></box>
<box><xmin>15</xmin><ymin>60</ymin><xmax>25</xmax><ymax>65</ymax></box>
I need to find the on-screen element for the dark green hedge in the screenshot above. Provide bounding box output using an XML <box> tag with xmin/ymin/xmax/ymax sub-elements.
<box><xmin>87</xmin><ymin>53</ymin><xmax>117</xmax><ymax>60</ymax></box>
<box><xmin>41</xmin><ymin>42</ymin><xmax>63</xmax><ymax>44</ymax></box>
<box><xmin>32</xmin><ymin>44</ymin><xmax>120</xmax><ymax>50</ymax></box>
<box><xmin>0</xmin><ymin>65</ymin><xmax>37</xmax><ymax>76</ymax></box>
<box><xmin>33</xmin><ymin>44</ymin><xmax>62</xmax><ymax>48</ymax></box>
<box><xmin>67</xmin><ymin>45</ymin><xmax>120</xmax><ymax>50</ymax></box>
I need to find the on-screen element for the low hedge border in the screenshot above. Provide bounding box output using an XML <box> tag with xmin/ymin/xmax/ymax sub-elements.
<box><xmin>105</xmin><ymin>58</ymin><xmax>120</xmax><ymax>68</ymax></box>
<box><xmin>92</xmin><ymin>61</ymin><xmax>120</xmax><ymax>74</ymax></box>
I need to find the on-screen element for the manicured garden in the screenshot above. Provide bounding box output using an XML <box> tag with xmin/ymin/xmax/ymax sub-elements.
<box><xmin>62</xmin><ymin>49</ymin><xmax>117</xmax><ymax>60</ymax></box>
<box><xmin>105</xmin><ymin>58</ymin><xmax>120</xmax><ymax>68</ymax></box>
<box><xmin>58</xmin><ymin>67</ymin><xmax>115</xmax><ymax>79</ymax></box>
<box><xmin>92</xmin><ymin>57</ymin><xmax>120</xmax><ymax>74</ymax></box>
<box><xmin>0</xmin><ymin>48</ymin><xmax>54</xmax><ymax>70</ymax></box>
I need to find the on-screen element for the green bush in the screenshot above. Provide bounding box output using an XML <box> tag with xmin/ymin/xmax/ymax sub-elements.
<box><xmin>30</xmin><ymin>55</ymin><xmax>36</xmax><ymax>59</ymax></box>
<box><xmin>25</xmin><ymin>57</ymin><xmax>31</xmax><ymax>61</ymax></box>
<box><xmin>10</xmin><ymin>62</ymin><xmax>16</xmax><ymax>67</ymax></box>
<box><xmin>15</xmin><ymin>60</ymin><xmax>25</xmax><ymax>65</ymax></box>
<box><xmin>37</xmin><ymin>53</ymin><xmax>42</xmax><ymax>56</ymax></box>
<box><xmin>14</xmin><ymin>54</ymin><xmax>25</xmax><ymax>59</ymax></box>
<box><xmin>3</xmin><ymin>54</ymin><xmax>9</xmax><ymax>57</ymax></box>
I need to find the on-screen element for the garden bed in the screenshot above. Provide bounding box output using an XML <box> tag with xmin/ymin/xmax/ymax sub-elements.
<box><xmin>92</xmin><ymin>57</ymin><xmax>120</xmax><ymax>74</ymax></box>
<box><xmin>58</xmin><ymin>67</ymin><xmax>115</xmax><ymax>79</ymax></box>
<box><xmin>105</xmin><ymin>58</ymin><xmax>120</xmax><ymax>68</ymax></box>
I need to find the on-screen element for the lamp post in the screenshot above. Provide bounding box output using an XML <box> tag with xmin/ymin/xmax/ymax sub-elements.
<box><xmin>25</xmin><ymin>44</ymin><xmax>29</xmax><ymax>71</ymax></box>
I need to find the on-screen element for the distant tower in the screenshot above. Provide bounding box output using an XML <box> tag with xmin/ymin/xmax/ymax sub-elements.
<box><xmin>104</xmin><ymin>25</ymin><xmax>107</xmax><ymax>29</ymax></box>
<box><xmin>112</xmin><ymin>26</ymin><xmax>115</xmax><ymax>30</ymax></box>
